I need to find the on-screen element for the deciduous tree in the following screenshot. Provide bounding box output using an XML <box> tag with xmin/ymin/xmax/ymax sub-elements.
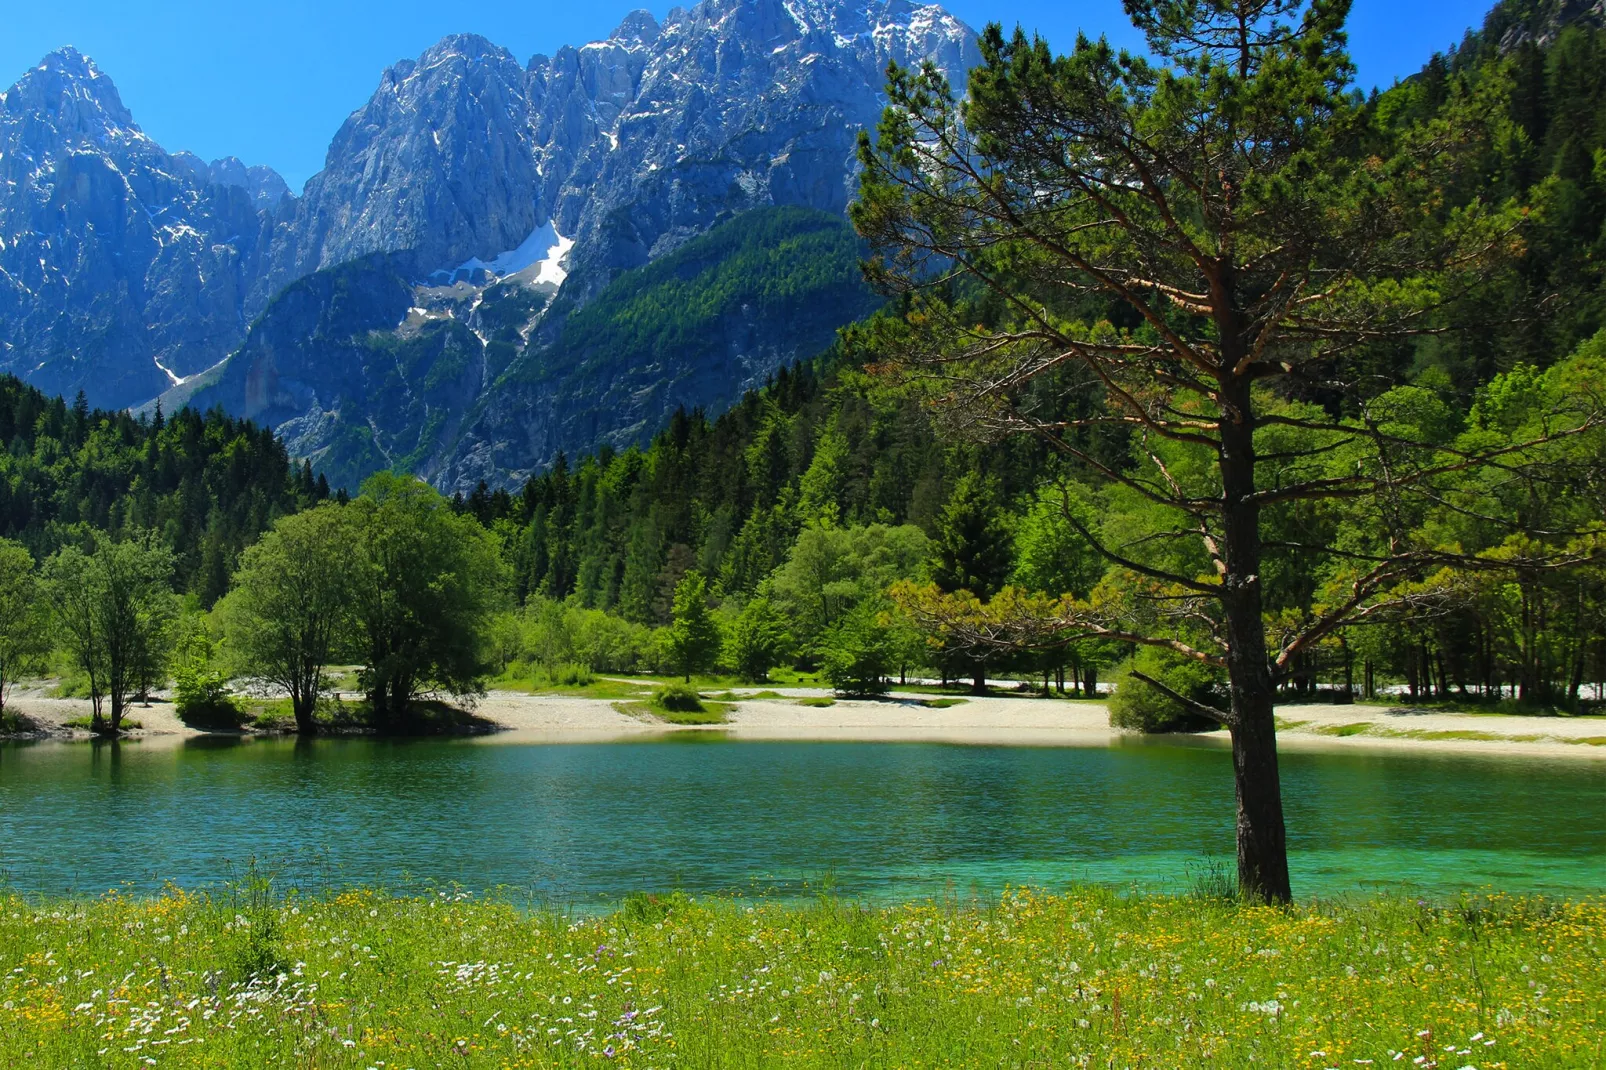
<box><xmin>667</xmin><ymin>571</ymin><xmax>721</xmax><ymax>682</ymax></box>
<box><xmin>221</xmin><ymin>503</ymin><xmax>359</xmax><ymax>734</ymax></box>
<box><xmin>0</xmin><ymin>538</ymin><xmax>46</xmax><ymax>717</ymax></box>
<box><xmin>349</xmin><ymin>473</ymin><xmax>508</xmax><ymax>726</ymax></box>
<box><xmin>43</xmin><ymin>534</ymin><xmax>176</xmax><ymax>734</ymax></box>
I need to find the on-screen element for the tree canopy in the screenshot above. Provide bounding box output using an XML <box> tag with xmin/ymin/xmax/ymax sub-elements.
<box><xmin>850</xmin><ymin>0</ymin><xmax>1604</xmax><ymax>900</ymax></box>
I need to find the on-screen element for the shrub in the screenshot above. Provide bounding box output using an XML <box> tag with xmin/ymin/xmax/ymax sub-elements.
<box><xmin>170</xmin><ymin>621</ymin><xmax>246</xmax><ymax>729</ymax></box>
<box><xmin>653</xmin><ymin>683</ymin><xmax>706</xmax><ymax>713</ymax></box>
<box><xmin>725</xmin><ymin>596</ymin><xmax>791</xmax><ymax>682</ymax></box>
<box><xmin>819</xmin><ymin>601</ymin><xmax>893</xmax><ymax>695</ymax></box>
<box><xmin>539</xmin><ymin>662</ymin><xmax>595</xmax><ymax>687</ymax></box>
<box><xmin>1107</xmin><ymin>647</ymin><xmax>1223</xmax><ymax>733</ymax></box>
<box><xmin>173</xmin><ymin>664</ymin><xmax>246</xmax><ymax>729</ymax></box>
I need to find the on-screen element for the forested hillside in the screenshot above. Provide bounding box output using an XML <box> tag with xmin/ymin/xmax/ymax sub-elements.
<box><xmin>459</xmin><ymin>4</ymin><xmax>1606</xmax><ymax>705</ymax></box>
<box><xmin>0</xmin><ymin>378</ymin><xmax>328</xmax><ymax>604</ymax></box>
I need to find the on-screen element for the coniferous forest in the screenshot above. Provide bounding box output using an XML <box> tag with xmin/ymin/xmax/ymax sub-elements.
<box><xmin>0</xmin><ymin>378</ymin><xmax>329</xmax><ymax>603</ymax></box>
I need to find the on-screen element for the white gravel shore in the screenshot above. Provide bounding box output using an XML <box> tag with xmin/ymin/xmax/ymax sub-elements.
<box><xmin>5</xmin><ymin>684</ymin><xmax>1602</xmax><ymax>759</ymax></box>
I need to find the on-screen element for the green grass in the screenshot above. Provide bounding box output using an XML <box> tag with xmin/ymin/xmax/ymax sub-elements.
<box><xmin>497</xmin><ymin>676</ymin><xmax>655</xmax><ymax>700</ymax></box>
<box><xmin>891</xmin><ymin>682</ymin><xmax>1105</xmax><ymax>702</ymax></box>
<box><xmin>0</xmin><ymin>886</ymin><xmax>1599</xmax><ymax>1068</ymax></box>
<box><xmin>612</xmin><ymin>696</ymin><xmax>732</xmax><ymax>726</ymax></box>
<box><xmin>0</xmin><ymin>707</ymin><xmax>36</xmax><ymax>734</ymax></box>
<box><xmin>796</xmin><ymin>697</ymin><xmax>837</xmax><ymax>708</ymax></box>
<box><xmin>1351</xmin><ymin>695</ymin><xmax>1606</xmax><ymax>718</ymax></box>
<box><xmin>1315</xmin><ymin>722</ymin><xmax>1373</xmax><ymax>737</ymax></box>
<box><xmin>62</xmin><ymin>716</ymin><xmax>144</xmax><ymax>731</ymax></box>
<box><xmin>1381</xmin><ymin>728</ymin><xmax>1506</xmax><ymax>742</ymax></box>
<box><xmin>1279</xmin><ymin>719</ymin><xmax>1606</xmax><ymax>746</ymax></box>
<box><xmin>324</xmin><ymin>666</ymin><xmax>362</xmax><ymax>692</ymax></box>
<box><xmin>47</xmin><ymin>673</ymin><xmax>93</xmax><ymax>700</ymax></box>
<box><xmin>920</xmin><ymin>697</ymin><xmax>969</xmax><ymax>709</ymax></box>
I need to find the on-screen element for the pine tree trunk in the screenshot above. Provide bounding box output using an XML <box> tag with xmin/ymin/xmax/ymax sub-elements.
<box><xmin>1228</xmin><ymin>700</ymin><xmax>1290</xmax><ymax>902</ymax></box>
<box><xmin>1567</xmin><ymin>636</ymin><xmax>1586</xmax><ymax>706</ymax></box>
<box><xmin>1219</xmin><ymin>377</ymin><xmax>1292</xmax><ymax>904</ymax></box>
<box><xmin>1341</xmin><ymin>637</ymin><xmax>1354</xmax><ymax>702</ymax></box>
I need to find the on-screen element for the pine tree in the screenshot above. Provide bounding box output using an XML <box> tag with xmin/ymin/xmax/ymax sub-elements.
<box><xmin>933</xmin><ymin>473</ymin><xmax>1013</xmax><ymax>600</ymax></box>
<box><xmin>667</xmin><ymin>571</ymin><xmax>721</xmax><ymax>681</ymax></box>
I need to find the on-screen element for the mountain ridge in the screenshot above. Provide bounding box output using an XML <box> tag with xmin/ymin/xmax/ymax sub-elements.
<box><xmin>3</xmin><ymin>1</ymin><xmax>976</xmax><ymax>487</ymax></box>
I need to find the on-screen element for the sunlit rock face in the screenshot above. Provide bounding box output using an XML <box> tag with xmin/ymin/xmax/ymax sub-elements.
<box><xmin>2</xmin><ymin>1</ymin><xmax>978</xmax><ymax>484</ymax></box>
<box><xmin>1494</xmin><ymin>0</ymin><xmax>1605</xmax><ymax>50</ymax></box>
<box><xmin>0</xmin><ymin>49</ymin><xmax>284</xmax><ymax>407</ymax></box>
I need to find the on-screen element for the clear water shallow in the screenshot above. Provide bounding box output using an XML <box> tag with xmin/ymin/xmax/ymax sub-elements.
<box><xmin>0</xmin><ymin>735</ymin><xmax>1601</xmax><ymax>903</ymax></box>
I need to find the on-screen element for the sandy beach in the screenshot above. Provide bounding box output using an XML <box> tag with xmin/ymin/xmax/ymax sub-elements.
<box><xmin>5</xmin><ymin>682</ymin><xmax>1602</xmax><ymax>759</ymax></box>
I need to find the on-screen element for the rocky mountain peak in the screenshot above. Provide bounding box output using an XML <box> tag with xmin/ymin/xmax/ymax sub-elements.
<box><xmin>1494</xmin><ymin>0</ymin><xmax>1606</xmax><ymax>50</ymax></box>
<box><xmin>610</xmin><ymin>10</ymin><xmax>664</xmax><ymax>47</ymax></box>
<box><xmin>417</xmin><ymin>32</ymin><xmax>520</xmax><ymax>67</ymax></box>
<box><xmin>2</xmin><ymin>47</ymin><xmax>137</xmax><ymax>139</ymax></box>
<box><xmin>169</xmin><ymin>152</ymin><xmax>292</xmax><ymax>210</ymax></box>
<box><xmin>0</xmin><ymin>47</ymin><xmax>288</xmax><ymax>408</ymax></box>
<box><xmin>276</xmin><ymin>33</ymin><xmax>542</xmax><ymax>280</ymax></box>
<box><xmin>5</xmin><ymin>0</ymin><xmax>982</xmax><ymax>486</ymax></box>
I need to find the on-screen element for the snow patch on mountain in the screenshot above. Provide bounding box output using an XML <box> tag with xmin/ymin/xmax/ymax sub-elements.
<box><xmin>431</xmin><ymin>220</ymin><xmax>573</xmax><ymax>287</ymax></box>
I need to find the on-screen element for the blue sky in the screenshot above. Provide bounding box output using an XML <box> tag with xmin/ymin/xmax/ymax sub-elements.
<box><xmin>4</xmin><ymin>0</ymin><xmax>1494</xmax><ymax>191</ymax></box>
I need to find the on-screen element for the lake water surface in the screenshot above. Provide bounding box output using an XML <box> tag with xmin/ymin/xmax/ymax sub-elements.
<box><xmin>1</xmin><ymin>735</ymin><xmax>1601</xmax><ymax>902</ymax></box>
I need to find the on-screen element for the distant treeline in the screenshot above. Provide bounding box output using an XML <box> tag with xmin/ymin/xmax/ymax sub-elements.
<box><xmin>0</xmin><ymin>377</ymin><xmax>329</xmax><ymax>604</ymax></box>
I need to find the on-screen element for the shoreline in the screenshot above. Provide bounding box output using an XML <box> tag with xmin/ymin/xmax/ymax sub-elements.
<box><xmin>3</xmin><ymin>685</ymin><xmax>1602</xmax><ymax>759</ymax></box>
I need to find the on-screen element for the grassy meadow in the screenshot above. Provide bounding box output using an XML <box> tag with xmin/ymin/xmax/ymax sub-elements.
<box><xmin>0</xmin><ymin>886</ymin><xmax>1599</xmax><ymax>1068</ymax></box>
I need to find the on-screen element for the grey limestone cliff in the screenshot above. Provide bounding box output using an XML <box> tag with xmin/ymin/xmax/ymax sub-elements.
<box><xmin>0</xmin><ymin>49</ymin><xmax>286</xmax><ymax>408</ymax></box>
<box><xmin>5</xmin><ymin>0</ymin><xmax>978</xmax><ymax>485</ymax></box>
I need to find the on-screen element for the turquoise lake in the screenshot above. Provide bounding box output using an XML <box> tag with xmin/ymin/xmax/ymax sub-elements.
<box><xmin>0</xmin><ymin>735</ymin><xmax>1601</xmax><ymax>903</ymax></box>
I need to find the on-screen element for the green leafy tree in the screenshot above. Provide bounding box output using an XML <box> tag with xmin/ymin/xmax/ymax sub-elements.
<box><xmin>349</xmin><ymin>474</ymin><xmax>509</xmax><ymax>726</ymax></box>
<box><xmin>1013</xmin><ymin>484</ymin><xmax>1104</xmax><ymax>600</ymax></box>
<box><xmin>725</xmin><ymin>595</ymin><xmax>792</xmax><ymax>682</ymax></box>
<box><xmin>820</xmin><ymin>600</ymin><xmax>895</xmax><ymax>695</ymax></box>
<box><xmin>0</xmin><ymin>539</ymin><xmax>47</xmax><ymax>717</ymax></box>
<box><xmin>854</xmin><ymin>2</ymin><xmax>1595</xmax><ymax>900</ymax></box>
<box><xmin>771</xmin><ymin>524</ymin><xmax>931</xmax><ymax>659</ymax></box>
<box><xmin>42</xmin><ymin>534</ymin><xmax>176</xmax><ymax>734</ymax></box>
<box><xmin>1108</xmin><ymin>646</ymin><xmax>1226</xmax><ymax>733</ymax></box>
<box><xmin>667</xmin><ymin>571</ymin><xmax>721</xmax><ymax>681</ymax></box>
<box><xmin>221</xmin><ymin>503</ymin><xmax>360</xmax><ymax>734</ymax></box>
<box><xmin>169</xmin><ymin>611</ymin><xmax>243</xmax><ymax>728</ymax></box>
<box><xmin>796</xmin><ymin>423</ymin><xmax>849</xmax><ymax>527</ymax></box>
<box><xmin>1013</xmin><ymin>484</ymin><xmax>1114</xmax><ymax>695</ymax></box>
